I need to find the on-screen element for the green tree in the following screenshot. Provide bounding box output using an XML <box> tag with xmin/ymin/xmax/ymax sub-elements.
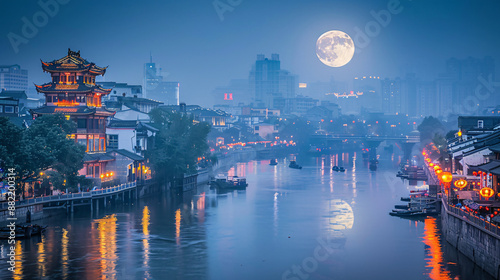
<box><xmin>20</xmin><ymin>114</ymin><xmax>85</xmax><ymax>192</ymax></box>
<box><xmin>0</xmin><ymin>117</ymin><xmax>23</xmax><ymax>172</ymax></box>
<box><xmin>147</xmin><ymin>109</ymin><xmax>211</xmax><ymax>185</ymax></box>
<box><xmin>418</xmin><ymin>116</ymin><xmax>446</xmax><ymax>144</ymax></box>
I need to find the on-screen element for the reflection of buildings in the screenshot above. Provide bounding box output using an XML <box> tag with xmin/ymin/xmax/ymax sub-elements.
<box><xmin>422</xmin><ymin>218</ymin><xmax>452</xmax><ymax>280</ymax></box>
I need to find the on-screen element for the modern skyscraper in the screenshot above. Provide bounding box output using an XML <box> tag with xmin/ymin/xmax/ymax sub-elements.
<box><xmin>249</xmin><ymin>54</ymin><xmax>296</xmax><ymax>108</ymax></box>
<box><xmin>143</xmin><ymin>56</ymin><xmax>179</xmax><ymax>105</ymax></box>
<box><xmin>0</xmin><ymin>64</ymin><xmax>28</xmax><ymax>91</ymax></box>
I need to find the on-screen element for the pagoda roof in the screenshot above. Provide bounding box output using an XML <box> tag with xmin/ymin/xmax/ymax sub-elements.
<box><xmin>35</xmin><ymin>82</ymin><xmax>112</xmax><ymax>95</ymax></box>
<box><xmin>30</xmin><ymin>106</ymin><xmax>115</xmax><ymax>117</ymax></box>
<box><xmin>41</xmin><ymin>49</ymin><xmax>107</xmax><ymax>75</ymax></box>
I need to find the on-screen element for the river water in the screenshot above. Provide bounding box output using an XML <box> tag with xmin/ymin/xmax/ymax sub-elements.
<box><xmin>0</xmin><ymin>153</ymin><xmax>494</xmax><ymax>280</ymax></box>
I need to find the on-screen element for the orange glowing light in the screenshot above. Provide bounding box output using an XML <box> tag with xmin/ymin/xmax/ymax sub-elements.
<box><xmin>110</xmin><ymin>172</ymin><xmax>113</xmax><ymax>176</ymax></box>
<box><xmin>435</xmin><ymin>169</ymin><xmax>443</xmax><ymax>175</ymax></box>
<box><xmin>479</xmin><ymin>187</ymin><xmax>494</xmax><ymax>198</ymax></box>
<box><xmin>454</xmin><ymin>179</ymin><xmax>467</xmax><ymax>189</ymax></box>
<box><xmin>55</xmin><ymin>100</ymin><xmax>80</xmax><ymax>107</ymax></box>
<box><xmin>422</xmin><ymin>152</ymin><xmax>426</xmax><ymax>156</ymax></box>
<box><xmin>457</xmin><ymin>131</ymin><xmax>462</xmax><ymax>137</ymax></box>
<box><xmin>429</xmin><ymin>163</ymin><xmax>434</xmax><ymax>167</ymax></box>
<box><xmin>100</xmin><ymin>174</ymin><xmax>104</xmax><ymax>178</ymax></box>
<box><xmin>441</xmin><ymin>172</ymin><xmax>452</xmax><ymax>183</ymax></box>
<box><xmin>433</xmin><ymin>165</ymin><xmax>440</xmax><ymax>170</ymax></box>
<box><xmin>425</xmin><ymin>158</ymin><xmax>431</xmax><ymax>162</ymax></box>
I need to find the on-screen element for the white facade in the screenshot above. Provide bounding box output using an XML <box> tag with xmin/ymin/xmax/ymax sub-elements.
<box><xmin>0</xmin><ymin>65</ymin><xmax>28</xmax><ymax>91</ymax></box>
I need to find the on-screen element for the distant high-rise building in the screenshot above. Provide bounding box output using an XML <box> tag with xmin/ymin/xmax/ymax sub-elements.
<box><xmin>249</xmin><ymin>54</ymin><xmax>296</xmax><ymax>108</ymax></box>
<box><xmin>143</xmin><ymin>56</ymin><xmax>179</xmax><ymax>105</ymax></box>
<box><xmin>211</xmin><ymin>79</ymin><xmax>250</xmax><ymax>106</ymax></box>
<box><xmin>353</xmin><ymin>76</ymin><xmax>382</xmax><ymax>112</ymax></box>
<box><xmin>381</xmin><ymin>78</ymin><xmax>402</xmax><ymax>114</ymax></box>
<box><xmin>0</xmin><ymin>65</ymin><xmax>28</xmax><ymax>91</ymax></box>
<box><xmin>438</xmin><ymin>56</ymin><xmax>495</xmax><ymax>116</ymax></box>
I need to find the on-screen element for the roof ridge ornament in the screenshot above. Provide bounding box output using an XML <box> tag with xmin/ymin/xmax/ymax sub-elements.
<box><xmin>68</xmin><ymin>48</ymin><xmax>80</xmax><ymax>57</ymax></box>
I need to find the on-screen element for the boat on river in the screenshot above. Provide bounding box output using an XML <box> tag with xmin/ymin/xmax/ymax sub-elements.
<box><xmin>389</xmin><ymin>208</ymin><xmax>439</xmax><ymax>217</ymax></box>
<box><xmin>0</xmin><ymin>224</ymin><xmax>46</xmax><ymax>239</ymax></box>
<box><xmin>289</xmin><ymin>161</ymin><xmax>302</xmax><ymax>169</ymax></box>
<box><xmin>270</xmin><ymin>159</ymin><xmax>278</xmax><ymax>166</ymax></box>
<box><xmin>332</xmin><ymin>166</ymin><xmax>345</xmax><ymax>172</ymax></box>
<box><xmin>210</xmin><ymin>174</ymin><xmax>248</xmax><ymax>190</ymax></box>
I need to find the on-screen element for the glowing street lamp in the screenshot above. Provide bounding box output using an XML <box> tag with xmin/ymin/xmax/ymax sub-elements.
<box><xmin>454</xmin><ymin>179</ymin><xmax>467</xmax><ymax>189</ymax></box>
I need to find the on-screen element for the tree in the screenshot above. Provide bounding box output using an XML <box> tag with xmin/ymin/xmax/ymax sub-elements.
<box><xmin>0</xmin><ymin>117</ymin><xmax>23</xmax><ymax>173</ymax></box>
<box><xmin>147</xmin><ymin>109</ymin><xmax>211</xmax><ymax>185</ymax></box>
<box><xmin>19</xmin><ymin>114</ymin><xmax>85</xmax><ymax>193</ymax></box>
<box><xmin>418</xmin><ymin>116</ymin><xmax>446</xmax><ymax>144</ymax></box>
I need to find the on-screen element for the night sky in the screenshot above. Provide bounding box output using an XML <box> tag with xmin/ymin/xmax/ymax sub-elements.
<box><xmin>1</xmin><ymin>0</ymin><xmax>499</xmax><ymax>105</ymax></box>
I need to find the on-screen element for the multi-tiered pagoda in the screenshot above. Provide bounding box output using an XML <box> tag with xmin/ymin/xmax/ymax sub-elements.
<box><xmin>32</xmin><ymin>49</ymin><xmax>116</xmax><ymax>180</ymax></box>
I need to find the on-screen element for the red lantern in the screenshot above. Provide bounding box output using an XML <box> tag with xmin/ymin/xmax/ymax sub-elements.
<box><xmin>441</xmin><ymin>172</ymin><xmax>453</xmax><ymax>183</ymax></box>
<box><xmin>454</xmin><ymin>179</ymin><xmax>467</xmax><ymax>189</ymax></box>
<box><xmin>479</xmin><ymin>187</ymin><xmax>495</xmax><ymax>198</ymax></box>
<box><xmin>473</xmin><ymin>171</ymin><xmax>478</xmax><ymax>176</ymax></box>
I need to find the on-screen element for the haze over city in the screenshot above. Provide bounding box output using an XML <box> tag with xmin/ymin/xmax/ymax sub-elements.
<box><xmin>1</xmin><ymin>0</ymin><xmax>499</xmax><ymax>106</ymax></box>
<box><xmin>1</xmin><ymin>1</ymin><xmax>500</xmax><ymax>280</ymax></box>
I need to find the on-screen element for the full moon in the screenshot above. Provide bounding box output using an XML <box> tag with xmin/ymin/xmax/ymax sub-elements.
<box><xmin>316</xmin><ymin>30</ymin><xmax>355</xmax><ymax>67</ymax></box>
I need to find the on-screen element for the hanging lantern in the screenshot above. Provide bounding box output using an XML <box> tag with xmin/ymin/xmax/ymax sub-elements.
<box><xmin>473</xmin><ymin>171</ymin><xmax>478</xmax><ymax>176</ymax></box>
<box><xmin>479</xmin><ymin>187</ymin><xmax>495</xmax><ymax>198</ymax></box>
<box><xmin>434</xmin><ymin>165</ymin><xmax>440</xmax><ymax>170</ymax></box>
<box><xmin>429</xmin><ymin>163</ymin><xmax>434</xmax><ymax>167</ymax></box>
<box><xmin>454</xmin><ymin>179</ymin><xmax>467</xmax><ymax>189</ymax></box>
<box><xmin>435</xmin><ymin>169</ymin><xmax>443</xmax><ymax>175</ymax></box>
<box><xmin>441</xmin><ymin>172</ymin><xmax>453</xmax><ymax>183</ymax></box>
<box><xmin>425</xmin><ymin>158</ymin><xmax>431</xmax><ymax>162</ymax></box>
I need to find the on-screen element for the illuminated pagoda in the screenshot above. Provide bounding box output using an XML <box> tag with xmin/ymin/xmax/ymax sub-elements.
<box><xmin>31</xmin><ymin>49</ymin><xmax>116</xmax><ymax>181</ymax></box>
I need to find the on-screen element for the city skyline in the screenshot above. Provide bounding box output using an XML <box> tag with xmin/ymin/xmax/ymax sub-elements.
<box><xmin>1</xmin><ymin>0</ymin><xmax>499</xmax><ymax>106</ymax></box>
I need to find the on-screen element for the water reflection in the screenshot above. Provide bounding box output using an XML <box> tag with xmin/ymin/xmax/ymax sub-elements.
<box><xmin>422</xmin><ymin>218</ymin><xmax>453</xmax><ymax>280</ymax></box>
<box><xmin>96</xmin><ymin>214</ymin><xmax>117</xmax><ymax>279</ymax></box>
<box><xmin>142</xmin><ymin>206</ymin><xmax>151</xmax><ymax>279</ymax></box>
<box><xmin>37</xmin><ymin>235</ymin><xmax>45</xmax><ymax>278</ymax></box>
<box><xmin>61</xmin><ymin>228</ymin><xmax>69</xmax><ymax>279</ymax></box>
<box><xmin>13</xmin><ymin>240</ymin><xmax>22</xmax><ymax>280</ymax></box>
<box><xmin>175</xmin><ymin>208</ymin><xmax>181</xmax><ymax>245</ymax></box>
<box><xmin>326</xmin><ymin>199</ymin><xmax>354</xmax><ymax>231</ymax></box>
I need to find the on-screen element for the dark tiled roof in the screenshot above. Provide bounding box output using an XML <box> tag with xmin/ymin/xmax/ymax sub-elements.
<box><xmin>35</xmin><ymin>83</ymin><xmax>111</xmax><ymax>95</ymax></box>
<box><xmin>0</xmin><ymin>90</ymin><xmax>27</xmax><ymax>99</ymax></box>
<box><xmin>108</xmin><ymin>119</ymin><xmax>137</xmax><ymax>128</ymax></box>
<box><xmin>41</xmin><ymin>49</ymin><xmax>107</xmax><ymax>75</ymax></box>
<box><xmin>31</xmin><ymin>106</ymin><xmax>96</xmax><ymax>115</ymax></box>
<box><xmin>83</xmin><ymin>152</ymin><xmax>115</xmax><ymax>162</ymax></box>
<box><xmin>111</xmin><ymin>149</ymin><xmax>144</xmax><ymax>161</ymax></box>
<box><xmin>471</xmin><ymin>160</ymin><xmax>500</xmax><ymax>172</ymax></box>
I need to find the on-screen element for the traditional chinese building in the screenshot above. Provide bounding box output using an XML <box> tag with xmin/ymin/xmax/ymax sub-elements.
<box><xmin>31</xmin><ymin>49</ymin><xmax>116</xmax><ymax>181</ymax></box>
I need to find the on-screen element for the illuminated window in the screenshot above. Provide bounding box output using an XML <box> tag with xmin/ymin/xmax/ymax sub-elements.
<box><xmin>478</xmin><ymin>120</ymin><xmax>484</xmax><ymax>129</ymax></box>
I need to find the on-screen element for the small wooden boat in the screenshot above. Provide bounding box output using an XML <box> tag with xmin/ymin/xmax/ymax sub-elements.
<box><xmin>0</xmin><ymin>224</ymin><xmax>36</xmax><ymax>239</ymax></box>
<box><xmin>389</xmin><ymin>208</ymin><xmax>439</xmax><ymax>217</ymax></box>
<box><xmin>210</xmin><ymin>174</ymin><xmax>248</xmax><ymax>190</ymax></box>
<box><xmin>269</xmin><ymin>159</ymin><xmax>278</xmax><ymax>166</ymax></box>
<box><xmin>289</xmin><ymin>161</ymin><xmax>302</xmax><ymax>169</ymax></box>
<box><xmin>332</xmin><ymin>166</ymin><xmax>346</xmax><ymax>172</ymax></box>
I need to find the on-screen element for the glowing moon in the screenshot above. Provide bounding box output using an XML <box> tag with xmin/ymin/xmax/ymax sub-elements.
<box><xmin>316</xmin><ymin>30</ymin><xmax>355</xmax><ymax>67</ymax></box>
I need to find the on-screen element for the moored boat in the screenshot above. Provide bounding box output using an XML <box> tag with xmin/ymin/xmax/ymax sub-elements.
<box><xmin>210</xmin><ymin>174</ymin><xmax>248</xmax><ymax>190</ymax></box>
<box><xmin>289</xmin><ymin>161</ymin><xmax>302</xmax><ymax>169</ymax></box>
<box><xmin>270</xmin><ymin>159</ymin><xmax>278</xmax><ymax>166</ymax></box>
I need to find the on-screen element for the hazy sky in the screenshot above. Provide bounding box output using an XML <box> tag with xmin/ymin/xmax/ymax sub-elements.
<box><xmin>1</xmin><ymin>0</ymin><xmax>499</xmax><ymax>106</ymax></box>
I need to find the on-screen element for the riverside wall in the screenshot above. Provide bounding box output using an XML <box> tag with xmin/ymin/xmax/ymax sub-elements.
<box><xmin>441</xmin><ymin>202</ymin><xmax>500</xmax><ymax>279</ymax></box>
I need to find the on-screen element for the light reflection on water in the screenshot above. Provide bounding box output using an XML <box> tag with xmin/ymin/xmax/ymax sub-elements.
<box><xmin>0</xmin><ymin>154</ymin><xmax>495</xmax><ymax>280</ymax></box>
